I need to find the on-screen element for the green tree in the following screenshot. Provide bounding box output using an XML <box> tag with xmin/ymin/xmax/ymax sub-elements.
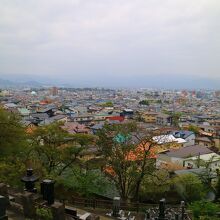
<box><xmin>140</xmin><ymin>169</ymin><xmax>171</xmax><ymax>201</ymax></box>
<box><xmin>171</xmin><ymin>112</ymin><xmax>182</xmax><ymax>127</ymax></box>
<box><xmin>0</xmin><ymin>108</ymin><xmax>28</xmax><ymax>187</ymax></box>
<box><xmin>101</xmin><ymin>101</ymin><xmax>114</xmax><ymax>107</ymax></box>
<box><xmin>29</xmin><ymin>122</ymin><xmax>95</xmax><ymax>176</ymax></box>
<box><xmin>188</xmin><ymin>125</ymin><xmax>200</xmax><ymax>134</ymax></box>
<box><xmin>139</xmin><ymin>100</ymin><xmax>149</xmax><ymax>106</ymax></box>
<box><xmin>215</xmin><ymin>173</ymin><xmax>220</xmax><ymax>200</ymax></box>
<box><xmin>189</xmin><ymin>200</ymin><xmax>220</xmax><ymax>219</ymax></box>
<box><xmin>0</xmin><ymin>159</ymin><xmax>26</xmax><ymax>187</ymax></box>
<box><xmin>0</xmin><ymin>108</ymin><xmax>27</xmax><ymax>157</ymax></box>
<box><xmin>172</xmin><ymin>174</ymin><xmax>206</xmax><ymax>202</ymax></box>
<box><xmin>57</xmin><ymin>168</ymin><xmax>115</xmax><ymax>198</ymax></box>
<box><xmin>96</xmin><ymin>122</ymin><xmax>157</xmax><ymax>201</ymax></box>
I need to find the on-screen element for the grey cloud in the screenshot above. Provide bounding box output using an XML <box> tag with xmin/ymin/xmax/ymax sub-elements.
<box><xmin>0</xmin><ymin>0</ymin><xmax>220</xmax><ymax>87</ymax></box>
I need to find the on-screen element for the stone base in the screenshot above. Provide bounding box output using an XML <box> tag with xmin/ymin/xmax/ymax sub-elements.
<box><xmin>0</xmin><ymin>216</ymin><xmax>8</xmax><ymax>220</ymax></box>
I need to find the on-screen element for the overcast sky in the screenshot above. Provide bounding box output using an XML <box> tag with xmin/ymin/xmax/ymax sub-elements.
<box><xmin>0</xmin><ymin>0</ymin><xmax>220</xmax><ymax>88</ymax></box>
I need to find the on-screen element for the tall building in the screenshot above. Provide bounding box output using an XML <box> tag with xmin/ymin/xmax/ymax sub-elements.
<box><xmin>50</xmin><ymin>87</ymin><xmax>58</xmax><ymax>96</ymax></box>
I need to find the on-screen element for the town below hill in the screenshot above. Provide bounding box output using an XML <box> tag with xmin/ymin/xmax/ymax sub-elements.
<box><xmin>0</xmin><ymin>87</ymin><xmax>220</xmax><ymax>219</ymax></box>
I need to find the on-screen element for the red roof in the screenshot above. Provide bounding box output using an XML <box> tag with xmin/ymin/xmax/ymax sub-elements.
<box><xmin>106</xmin><ymin>116</ymin><xmax>125</xmax><ymax>122</ymax></box>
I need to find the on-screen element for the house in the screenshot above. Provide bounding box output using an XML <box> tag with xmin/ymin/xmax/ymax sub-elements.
<box><xmin>72</xmin><ymin>114</ymin><xmax>94</xmax><ymax>124</ymax></box>
<box><xmin>141</xmin><ymin>112</ymin><xmax>158</xmax><ymax>123</ymax></box>
<box><xmin>153</xmin><ymin>134</ymin><xmax>186</xmax><ymax>145</ymax></box>
<box><xmin>90</xmin><ymin>123</ymin><xmax>105</xmax><ymax>134</ymax></box>
<box><xmin>171</xmin><ymin>130</ymin><xmax>195</xmax><ymax>147</ymax></box>
<box><xmin>37</xmin><ymin>107</ymin><xmax>55</xmax><ymax>117</ymax></box>
<box><xmin>93</xmin><ymin>113</ymin><xmax>110</xmax><ymax>121</ymax></box>
<box><xmin>3</xmin><ymin>103</ymin><xmax>17</xmax><ymax>109</ymax></box>
<box><xmin>120</xmin><ymin>109</ymin><xmax>134</xmax><ymax>119</ymax></box>
<box><xmin>209</xmin><ymin>120</ymin><xmax>220</xmax><ymax>127</ymax></box>
<box><xmin>61</xmin><ymin>122</ymin><xmax>89</xmax><ymax>134</ymax></box>
<box><xmin>157</xmin><ymin>145</ymin><xmax>220</xmax><ymax>171</ymax></box>
<box><xmin>195</xmin><ymin>137</ymin><xmax>213</xmax><ymax>148</ymax></box>
<box><xmin>106</xmin><ymin>115</ymin><xmax>125</xmax><ymax>123</ymax></box>
<box><xmin>198</xmin><ymin>125</ymin><xmax>219</xmax><ymax>137</ymax></box>
<box><xmin>41</xmin><ymin>114</ymin><xmax>68</xmax><ymax>125</ymax></box>
<box><xmin>30</xmin><ymin>113</ymin><xmax>49</xmax><ymax>124</ymax></box>
<box><xmin>156</xmin><ymin>113</ymin><xmax>172</xmax><ymax>126</ymax></box>
<box><xmin>17</xmin><ymin>108</ymin><xmax>30</xmax><ymax>116</ymax></box>
<box><xmin>192</xmin><ymin>115</ymin><xmax>211</xmax><ymax>124</ymax></box>
<box><xmin>152</xmin><ymin>134</ymin><xmax>186</xmax><ymax>152</ymax></box>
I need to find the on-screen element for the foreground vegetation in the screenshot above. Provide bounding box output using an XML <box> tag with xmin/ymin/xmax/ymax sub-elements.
<box><xmin>0</xmin><ymin>108</ymin><xmax>220</xmax><ymax>218</ymax></box>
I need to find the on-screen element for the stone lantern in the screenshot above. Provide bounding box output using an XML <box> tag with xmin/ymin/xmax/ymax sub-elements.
<box><xmin>21</xmin><ymin>168</ymin><xmax>39</xmax><ymax>193</ymax></box>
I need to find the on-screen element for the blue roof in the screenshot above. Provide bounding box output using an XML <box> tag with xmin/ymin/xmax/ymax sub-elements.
<box><xmin>113</xmin><ymin>133</ymin><xmax>131</xmax><ymax>143</ymax></box>
<box><xmin>91</xmin><ymin>123</ymin><xmax>104</xmax><ymax>130</ymax></box>
<box><xmin>172</xmin><ymin>130</ymin><xmax>194</xmax><ymax>139</ymax></box>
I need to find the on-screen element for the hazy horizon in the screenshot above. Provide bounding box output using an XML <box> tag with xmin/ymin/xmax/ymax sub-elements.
<box><xmin>0</xmin><ymin>0</ymin><xmax>220</xmax><ymax>89</ymax></box>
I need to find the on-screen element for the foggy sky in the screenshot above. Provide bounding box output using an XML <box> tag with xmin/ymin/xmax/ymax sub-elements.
<box><xmin>0</xmin><ymin>0</ymin><xmax>220</xmax><ymax>88</ymax></box>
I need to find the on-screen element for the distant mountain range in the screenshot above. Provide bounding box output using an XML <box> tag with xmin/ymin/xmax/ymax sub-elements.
<box><xmin>0</xmin><ymin>74</ymin><xmax>219</xmax><ymax>90</ymax></box>
<box><xmin>0</xmin><ymin>78</ymin><xmax>43</xmax><ymax>88</ymax></box>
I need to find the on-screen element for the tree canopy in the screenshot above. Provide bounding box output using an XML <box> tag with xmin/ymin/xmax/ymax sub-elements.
<box><xmin>0</xmin><ymin>108</ymin><xmax>27</xmax><ymax>157</ymax></box>
<box><xmin>96</xmin><ymin>122</ymin><xmax>157</xmax><ymax>201</ymax></box>
<box><xmin>139</xmin><ymin>100</ymin><xmax>149</xmax><ymax>106</ymax></box>
<box><xmin>29</xmin><ymin>122</ymin><xmax>95</xmax><ymax>176</ymax></box>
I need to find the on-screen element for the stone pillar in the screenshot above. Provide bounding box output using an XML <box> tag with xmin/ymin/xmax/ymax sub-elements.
<box><xmin>175</xmin><ymin>213</ymin><xmax>179</xmax><ymax>220</ymax></box>
<box><xmin>21</xmin><ymin>192</ymin><xmax>36</xmax><ymax>219</ymax></box>
<box><xmin>0</xmin><ymin>196</ymin><xmax>8</xmax><ymax>220</ymax></box>
<box><xmin>158</xmin><ymin>198</ymin><xmax>166</xmax><ymax>220</ymax></box>
<box><xmin>180</xmin><ymin>201</ymin><xmax>185</xmax><ymax>220</ymax></box>
<box><xmin>0</xmin><ymin>184</ymin><xmax>9</xmax><ymax>205</ymax></box>
<box><xmin>51</xmin><ymin>202</ymin><xmax>65</xmax><ymax>220</ymax></box>
<box><xmin>112</xmin><ymin>197</ymin><xmax>120</xmax><ymax>217</ymax></box>
<box><xmin>145</xmin><ymin>210</ymin><xmax>150</xmax><ymax>219</ymax></box>
<box><xmin>41</xmin><ymin>179</ymin><xmax>55</xmax><ymax>205</ymax></box>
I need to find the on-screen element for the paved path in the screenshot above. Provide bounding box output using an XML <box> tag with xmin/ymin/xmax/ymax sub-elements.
<box><xmin>7</xmin><ymin>210</ymin><xmax>24</xmax><ymax>220</ymax></box>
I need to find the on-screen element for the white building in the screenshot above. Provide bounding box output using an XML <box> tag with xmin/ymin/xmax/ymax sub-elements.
<box><xmin>157</xmin><ymin>145</ymin><xmax>220</xmax><ymax>171</ymax></box>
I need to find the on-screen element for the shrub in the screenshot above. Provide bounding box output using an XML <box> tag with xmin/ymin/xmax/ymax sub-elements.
<box><xmin>36</xmin><ymin>207</ymin><xmax>52</xmax><ymax>220</ymax></box>
<box><xmin>172</xmin><ymin>174</ymin><xmax>206</xmax><ymax>202</ymax></box>
<box><xmin>189</xmin><ymin>200</ymin><xmax>220</xmax><ymax>219</ymax></box>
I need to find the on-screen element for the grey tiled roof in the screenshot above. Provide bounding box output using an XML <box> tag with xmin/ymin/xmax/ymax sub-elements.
<box><xmin>161</xmin><ymin>145</ymin><xmax>213</xmax><ymax>158</ymax></box>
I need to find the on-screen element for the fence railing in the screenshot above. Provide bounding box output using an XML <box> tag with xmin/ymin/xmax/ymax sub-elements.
<box><xmin>71</xmin><ymin>196</ymin><xmax>166</xmax><ymax>213</ymax></box>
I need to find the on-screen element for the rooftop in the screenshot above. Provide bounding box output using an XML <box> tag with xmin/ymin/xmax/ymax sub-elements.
<box><xmin>160</xmin><ymin>145</ymin><xmax>213</xmax><ymax>158</ymax></box>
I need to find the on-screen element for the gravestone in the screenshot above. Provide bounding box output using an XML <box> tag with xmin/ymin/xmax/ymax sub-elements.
<box><xmin>41</xmin><ymin>179</ymin><xmax>55</xmax><ymax>205</ymax></box>
<box><xmin>0</xmin><ymin>184</ymin><xmax>9</xmax><ymax>205</ymax></box>
<box><xmin>112</xmin><ymin>197</ymin><xmax>120</xmax><ymax>217</ymax></box>
<box><xmin>51</xmin><ymin>202</ymin><xmax>65</xmax><ymax>220</ymax></box>
<box><xmin>180</xmin><ymin>201</ymin><xmax>185</xmax><ymax>220</ymax></box>
<box><xmin>21</xmin><ymin>192</ymin><xmax>36</xmax><ymax>219</ymax></box>
<box><xmin>0</xmin><ymin>196</ymin><xmax>8</xmax><ymax>220</ymax></box>
<box><xmin>158</xmin><ymin>198</ymin><xmax>166</xmax><ymax>220</ymax></box>
<box><xmin>65</xmin><ymin>206</ymin><xmax>77</xmax><ymax>217</ymax></box>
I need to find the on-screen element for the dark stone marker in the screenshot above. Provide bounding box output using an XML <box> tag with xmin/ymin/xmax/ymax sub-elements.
<box><xmin>21</xmin><ymin>192</ymin><xmax>36</xmax><ymax>219</ymax></box>
<box><xmin>180</xmin><ymin>201</ymin><xmax>185</xmax><ymax>220</ymax></box>
<box><xmin>175</xmin><ymin>213</ymin><xmax>179</xmax><ymax>220</ymax></box>
<box><xmin>65</xmin><ymin>206</ymin><xmax>77</xmax><ymax>217</ymax></box>
<box><xmin>112</xmin><ymin>197</ymin><xmax>120</xmax><ymax>217</ymax></box>
<box><xmin>145</xmin><ymin>210</ymin><xmax>150</xmax><ymax>219</ymax></box>
<box><xmin>51</xmin><ymin>202</ymin><xmax>65</xmax><ymax>220</ymax></box>
<box><xmin>41</xmin><ymin>179</ymin><xmax>55</xmax><ymax>205</ymax></box>
<box><xmin>0</xmin><ymin>196</ymin><xmax>8</xmax><ymax>220</ymax></box>
<box><xmin>0</xmin><ymin>184</ymin><xmax>9</xmax><ymax>205</ymax></box>
<box><xmin>158</xmin><ymin>198</ymin><xmax>166</xmax><ymax>220</ymax></box>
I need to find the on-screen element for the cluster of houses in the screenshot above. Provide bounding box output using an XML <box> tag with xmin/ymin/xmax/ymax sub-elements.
<box><xmin>0</xmin><ymin>87</ymin><xmax>220</xmax><ymax>180</ymax></box>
